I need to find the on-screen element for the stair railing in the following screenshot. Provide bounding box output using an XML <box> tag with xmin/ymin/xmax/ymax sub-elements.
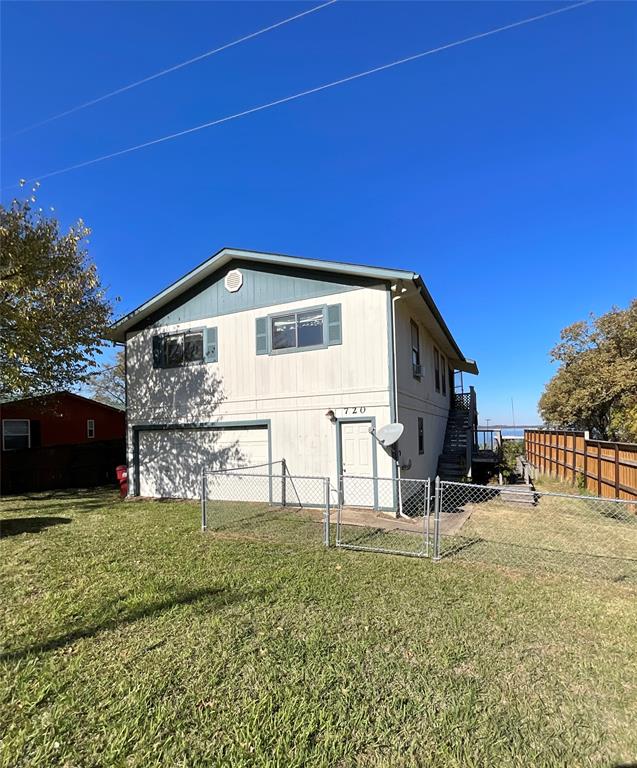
<box><xmin>465</xmin><ymin>386</ymin><xmax>477</xmax><ymax>478</ymax></box>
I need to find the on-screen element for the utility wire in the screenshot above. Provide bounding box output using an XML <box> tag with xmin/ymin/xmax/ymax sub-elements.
<box><xmin>5</xmin><ymin>0</ymin><xmax>338</xmax><ymax>139</ymax></box>
<box><xmin>12</xmin><ymin>0</ymin><xmax>594</xmax><ymax>187</ymax></box>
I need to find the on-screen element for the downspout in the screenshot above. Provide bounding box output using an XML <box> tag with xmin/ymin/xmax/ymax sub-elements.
<box><xmin>390</xmin><ymin>281</ymin><xmax>419</xmax><ymax>515</ymax></box>
<box><xmin>391</xmin><ymin>291</ymin><xmax>403</xmax><ymax>517</ymax></box>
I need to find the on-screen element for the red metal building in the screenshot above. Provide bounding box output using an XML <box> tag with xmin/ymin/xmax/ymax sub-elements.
<box><xmin>1</xmin><ymin>392</ymin><xmax>125</xmax><ymax>450</ymax></box>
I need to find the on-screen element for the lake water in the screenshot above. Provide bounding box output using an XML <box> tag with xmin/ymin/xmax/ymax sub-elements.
<box><xmin>501</xmin><ymin>428</ymin><xmax>525</xmax><ymax>439</ymax></box>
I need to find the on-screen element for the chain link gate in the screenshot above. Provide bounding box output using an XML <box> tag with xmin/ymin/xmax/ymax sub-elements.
<box><xmin>336</xmin><ymin>476</ymin><xmax>433</xmax><ymax>557</ymax></box>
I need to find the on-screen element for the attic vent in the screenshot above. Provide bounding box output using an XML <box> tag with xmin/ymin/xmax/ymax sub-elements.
<box><xmin>224</xmin><ymin>269</ymin><xmax>243</xmax><ymax>293</ymax></box>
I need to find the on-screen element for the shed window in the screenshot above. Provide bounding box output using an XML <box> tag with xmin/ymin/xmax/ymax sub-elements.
<box><xmin>271</xmin><ymin>309</ymin><xmax>324</xmax><ymax>351</ymax></box>
<box><xmin>434</xmin><ymin>348</ymin><xmax>441</xmax><ymax>392</ymax></box>
<box><xmin>87</xmin><ymin>419</ymin><xmax>95</xmax><ymax>439</ymax></box>
<box><xmin>2</xmin><ymin>419</ymin><xmax>30</xmax><ymax>450</ymax></box>
<box><xmin>418</xmin><ymin>417</ymin><xmax>424</xmax><ymax>455</ymax></box>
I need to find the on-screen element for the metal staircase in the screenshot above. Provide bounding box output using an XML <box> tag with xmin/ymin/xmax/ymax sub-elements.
<box><xmin>437</xmin><ymin>386</ymin><xmax>477</xmax><ymax>481</ymax></box>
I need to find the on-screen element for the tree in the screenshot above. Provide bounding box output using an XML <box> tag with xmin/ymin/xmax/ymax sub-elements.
<box><xmin>0</xmin><ymin>191</ymin><xmax>113</xmax><ymax>399</ymax></box>
<box><xmin>538</xmin><ymin>300</ymin><xmax>637</xmax><ymax>441</ymax></box>
<box><xmin>88</xmin><ymin>349</ymin><xmax>125</xmax><ymax>408</ymax></box>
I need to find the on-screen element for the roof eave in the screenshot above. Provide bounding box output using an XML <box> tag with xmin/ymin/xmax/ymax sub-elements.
<box><xmin>411</xmin><ymin>275</ymin><xmax>478</xmax><ymax>375</ymax></box>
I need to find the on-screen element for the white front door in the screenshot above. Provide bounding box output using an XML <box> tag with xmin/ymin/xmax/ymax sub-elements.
<box><xmin>340</xmin><ymin>421</ymin><xmax>375</xmax><ymax>507</ymax></box>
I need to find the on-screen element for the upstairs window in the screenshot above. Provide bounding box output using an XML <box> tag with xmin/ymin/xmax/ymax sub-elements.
<box><xmin>153</xmin><ymin>328</ymin><xmax>216</xmax><ymax>369</ymax></box>
<box><xmin>87</xmin><ymin>419</ymin><xmax>95</xmax><ymax>439</ymax></box>
<box><xmin>2</xmin><ymin>419</ymin><xmax>30</xmax><ymax>450</ymax></box>
<box><xmin>271</xmin><ymin>309</ymin><xmax>324</xmax><ymax>351</ymax></box>
<box><xmin>441</xmin><ymin>354</ymin><xmax>447</xmax><ymax>396</ymax></box>
<box><xmin>163</xmin><ymin>331</ymin><xmax>204</xmax><ymax>367</ymax></box>
<box><xmin>434</xmin><ymin>348</ymin><xmax>441</xmax><ymax>392</ymax></box>
<box><xmin>410</xmin><ymin>321</ymin><xmax>421</xmax><ymax>378</ymax></box>
<box><xmin>256</xmin><ymin>304</ymin><xmax>341</xmax><ymax>355</ymax></box>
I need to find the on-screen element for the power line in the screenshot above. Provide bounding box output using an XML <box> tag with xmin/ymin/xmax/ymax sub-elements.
<box><xmin>5</xmin><ymin>0</ymin><xmax>338</xmax><ymax>139</ymax></box>
<box><xmin>11</xmin><ymin>0</ymin><xmax>594</xmax><ymax>187</ymax></box>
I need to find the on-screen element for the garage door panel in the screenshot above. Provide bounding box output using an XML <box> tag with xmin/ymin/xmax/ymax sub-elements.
<box><xmin>138</xmin><ymin>427</ymin><xmax>269</xmax><ymax>499</ymax></box>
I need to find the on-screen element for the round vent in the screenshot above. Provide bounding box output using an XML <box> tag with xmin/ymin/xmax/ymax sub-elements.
<box><xmin>224</xmin><ymin>269</ymin><xmax>243</xmax><ymax>293</ymax></box>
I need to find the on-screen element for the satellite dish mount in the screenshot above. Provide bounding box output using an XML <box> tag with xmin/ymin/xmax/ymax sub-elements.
<box><xmin>369</xmin><ymin>423</ymin><xmax>404</xmax><ymax>460</ymax></box>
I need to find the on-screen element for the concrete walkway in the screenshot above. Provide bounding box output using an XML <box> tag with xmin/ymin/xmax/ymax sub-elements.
<box><xmin>303</xmin><ymin>504</ymin><xmax>473</xmax><ymax>536</ymax></box>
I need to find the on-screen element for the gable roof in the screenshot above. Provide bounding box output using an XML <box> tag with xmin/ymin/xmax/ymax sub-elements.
<box><xmin>1</xmin><ymin>391</ymin><xmax>125</xmax><ymax>413</ymax></box>
<box><xmin>109</xmin><ymin>247</ymin><xmax>477</xmax><ymax>374</ymax></box>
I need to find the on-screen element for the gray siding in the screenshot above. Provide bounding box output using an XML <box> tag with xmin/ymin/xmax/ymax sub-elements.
<box><xmin>135</xmin><ymin>261</ymin><xmax>371</xmax><ymax>330</ymax></box>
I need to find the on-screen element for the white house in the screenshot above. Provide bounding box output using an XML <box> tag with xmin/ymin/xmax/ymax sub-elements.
<box><xmin>109</xmin><ymin>248</ymin><xmax>478</xmax><ymax>506</ymax></box>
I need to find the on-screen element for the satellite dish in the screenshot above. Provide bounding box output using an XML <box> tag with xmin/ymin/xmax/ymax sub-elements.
<box><xmin>375</xmin><ymin>422</ymin><xmax>404</xmax><ymax>447</ymax></box>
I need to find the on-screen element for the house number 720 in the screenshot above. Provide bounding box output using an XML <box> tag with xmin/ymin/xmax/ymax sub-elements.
<box><xmin>343</xmin><ymin>407</ymin><xmax>366</xmax><ymax>415</ymax></box>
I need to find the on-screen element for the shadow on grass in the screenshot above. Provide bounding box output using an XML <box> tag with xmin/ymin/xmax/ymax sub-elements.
<box><xmin>0</xmin><ymin>517</ymin><xmax>72</xmax><ymax>538</ymax></box>
<box><xmin>439</xmin><ymin>536</ymin><xmax>485</xmax><ymax>558</ymax></box>
<box><xmin>0</xmin><ymin>489</ymin><xmax>121</xmax><ymax>516</ymax></box>
<box><xmin>0</xmin><ymin>586</ymin><xmax>260</xmax><ymax>663</ymax></box>
<box><xmin>206</xmin><ymin>505</ymin><xmax>304</xmax><ymax>532</ymax></box>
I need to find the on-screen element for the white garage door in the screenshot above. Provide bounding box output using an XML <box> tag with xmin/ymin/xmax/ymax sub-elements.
<box><xmin>138</xmin><ymin>426</ymin><xmax>269</xmax><ymax>499</ymax></box>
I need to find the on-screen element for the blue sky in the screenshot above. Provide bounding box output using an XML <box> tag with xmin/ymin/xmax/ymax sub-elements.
<box><xmin>2</xmin><ymin>0</ymin><xmax>635</xmax><ymax>424</ymax></box>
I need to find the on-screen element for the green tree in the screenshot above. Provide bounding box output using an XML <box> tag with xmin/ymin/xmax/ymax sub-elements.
<box><xmin>538</xmin><ymin>300</ymin><xmax>637</xmax><ymax>441</ymax></box>
<box><xmin>87</xmin><ymin>349</ymin><xmax>125</xmax><ymax>408</ymax></box>
<box><xmin>0</xmin><ymin>191</ymin><xmax>113</xmax><ymax>399</ymax></box>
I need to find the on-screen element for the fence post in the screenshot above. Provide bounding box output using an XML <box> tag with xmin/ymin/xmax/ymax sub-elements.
<box><xmin>597</xmin><ymin>443</ymin><xmax>602</xmax><ymax>498</ymax></box>
<box><xmin>335</xmin><ymin>475</ymin><xmax>342</xmax><ymax>546</ymax></box>
<box><xmin>281</xmin><ymin>458</ymin><xmax>287</xmax><ymax>508</ymax></box>
<box><xmin>201</xmin><ymin>470</ymin><xmax>207</xmax><ymax>532</ymax></box>
<box><xmin>433</xmin><ymin>476</ymin><xmax>441</xmax><ymax>561</ymax></box>
<box><xmin>424</xmin><ymin>478</ymin><xmax>431</xmax><ymax>557</ymax></box>
<box><xmin>615</xmin><ymin>443</ymin><xmax>620</xmax><ymax>499</ymax></box>
<box><xmin>323</xmin><ymin>478</ymin><xmax>330</xmax><ymax>547</ymax></box>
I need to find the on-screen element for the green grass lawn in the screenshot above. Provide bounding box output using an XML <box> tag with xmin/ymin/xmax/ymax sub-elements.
<box><xmin>1</xmin><ymin>489</ymin><xmax>637</xmax><ymax>767</ymax></box>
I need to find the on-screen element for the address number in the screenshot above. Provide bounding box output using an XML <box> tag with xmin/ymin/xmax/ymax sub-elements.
<box><xmin>342</xmin><ymin>406</ymin><xmax>366</xmax><ymax>415</ymax></box>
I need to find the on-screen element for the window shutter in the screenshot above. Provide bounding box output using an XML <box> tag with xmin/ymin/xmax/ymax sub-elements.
<box><xmin>205</xmin><ymin>327</ymin><xmax>218</xmax><ymax>363</ymax></box>
<box><xmin>152</xmin><ymin>336</ymin><xmax>163</xmax><ymax>368</ymax></box>
<box><xmin>256</xmin><ymin>317</ymin><xmax>268</xmax><ymax>355</ymax></box>
<box><xmin>327</xmin><ymin>304</ymin><xmax>342</xmax><ymax>346</ymax></box>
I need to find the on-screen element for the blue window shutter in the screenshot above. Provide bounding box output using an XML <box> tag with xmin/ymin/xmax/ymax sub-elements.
<box><xmin>327</xmin><ymin>304</ymin><xmax>342</xmax><ymax>345</ymax></box>
<box><xmin>205</xmin><ymin>327</ymin><xmax>218</xmax><ymax>363</ymax></box>
<box><xmin>152</xmin><ymin>336</ymin><xmax>163</xmax><ymax>368</ymax></box>
<box><xmin>256</xmin><ymin>317</ymin><xmax>268</xmax><ymax>355</ymax></box>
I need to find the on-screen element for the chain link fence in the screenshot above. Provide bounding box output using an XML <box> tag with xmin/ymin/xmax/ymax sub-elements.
<box><xmin>437</xmin><ymin>480</ymin><xmax>637</xmax><ymax>581</ymax></box>
<box><xmin>201</xmin><ymin>467</ymin><xmax>331</xmax><ymax>547</ymax></box>
<box><xmin>199</xmin><ymin>467</ymin><xmax>637</xmax><ymax>581</ymax></box>
<box><xmin>336</xmin><ymin>476</ymin><xmax>432</xmax><ymax>557</ymax></box>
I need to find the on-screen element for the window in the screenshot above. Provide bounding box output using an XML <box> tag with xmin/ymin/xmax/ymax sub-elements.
<box><xmin>87</xmin><ymin>419</ymin><xmax>95</xmax><ymax>439</ymax></box>
<box><xmin>257</xmin><ymin>304</ymin><xmax>341</xmax><ymax>355</ymax></box>
<box><xmin>164</xmin><ymin>333</ymin><xmax>185</xmax><ymax>367</ymax></box>
<box><xmin>418</xmin><ymin>417</ymin><xmax>424</xmax><ymax>454</ymax></box>
<box><xmin>410</xmin><ymin>320</ymin><xmax>421</xmax><ymax>378</ymax></box>
<box><xmin>184</xmin><ymin>332</ymin><xmax>204</xmax><ymax>363</ymax></box>
<box><xmin>441</xmin><ymin>354</ymin><xmax>447</xmax><ymax>396</ymax></box>
<box><xmin>154</xmin><ymin>329</ymin><xmax>208</xmax><ymax>368</ymax></box>
<box><xmin>434</xmin><ymin>348</ymin><xmax>441</xmax><ymax>392</ymax></box>
<box><xmin>271</xmin><ymin>309</ymin><xmax>324</xmax><ymax>351</ymax></box>
<box><xmin>2</xmin><ymin>419</ymin><xmax>30</xmax><ymax>450</ymax></box>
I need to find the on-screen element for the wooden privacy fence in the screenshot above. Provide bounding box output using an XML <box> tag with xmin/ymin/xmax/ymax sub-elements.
<box><xmin>1</xmin><ymin>438</ymin><xmax>125</xmax><ymax>495</ymax></box>
<box><xmin>524</xmin><ymin>429</ymin><xmax>637</xmax><ymax>501</ymax></box>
